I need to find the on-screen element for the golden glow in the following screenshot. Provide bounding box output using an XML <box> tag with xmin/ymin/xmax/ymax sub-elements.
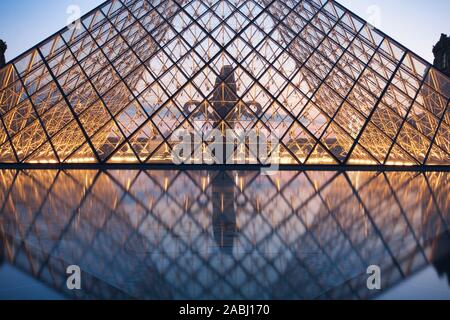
<box><xmin>0</xmin><ymin>0</ymin><xmax>448</xmax><ymax>166</ymax></box>
<box><xmin>0</xmin><ymin>169</ymin><xmax>447</xmax><ymax>299</ymax></box>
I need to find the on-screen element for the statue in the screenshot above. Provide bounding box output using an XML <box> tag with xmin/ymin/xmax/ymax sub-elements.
<box><xmin>183</xmin><ymin>65</ymin><xmax>263</xmax><ymax>128</ymax></box>
<box><xmin>0</xmin><ymin>40</ymin><xmax>7</xmax><ymax>68</ymax></box>
<box><xmin>433</xmin><ymin>33</ymin><xmax>450</xmax><ymax>77</ymax></box>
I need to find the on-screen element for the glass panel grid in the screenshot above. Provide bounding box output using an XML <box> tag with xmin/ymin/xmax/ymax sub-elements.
<box><xmin>0</xmin><ymin>0</ymin><xmax>448</xmax><ymax>166</ymax></box>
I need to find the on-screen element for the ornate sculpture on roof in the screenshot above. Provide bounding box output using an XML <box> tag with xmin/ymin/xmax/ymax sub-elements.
<box><xmin>0</xmin><ymin>40</ymin><xmax>7</xmax><ymax>69</ymax></box>
<box><xmin>433</xmin><ymin>33</ymin><xmax>450</xmax><ymax>77</ymax></box>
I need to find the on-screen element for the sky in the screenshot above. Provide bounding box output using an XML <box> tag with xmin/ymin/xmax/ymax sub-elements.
<box><xmin>0</xmin><ymin>0</ymin><xmax>449</xmax><ymax>63</ymax></box>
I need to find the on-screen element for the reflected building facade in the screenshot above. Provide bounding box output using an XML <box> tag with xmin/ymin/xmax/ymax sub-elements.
<box><xmin>0</xmin><ymin>169</ymin><xmax>448</xmax><ymax>299</ymax></box>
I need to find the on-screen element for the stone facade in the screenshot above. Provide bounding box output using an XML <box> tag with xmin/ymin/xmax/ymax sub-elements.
<box><xmin>433</xmin><ymin>33</ymin><xmax>450</xmax><ymax>77</ymax></box>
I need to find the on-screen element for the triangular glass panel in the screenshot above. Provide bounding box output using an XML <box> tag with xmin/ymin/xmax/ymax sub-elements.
<box><xmin>24</xmin><ymin>141</ymin><xmax>58</xmax><ymax>164</ymax></box>
<box><xmin>0</xmin><ymin>141</ymin><xmax>17</xmax><ymax>163</ymax></box>
<box><xmin>282</xmin><ymin>121</ymin><xmax>318</xmax><ymax>164</ymax></box>
<box><xmin>107</xmin><ymin>142</ymin><xmax>140</xmax><ymax>164</ymax></box>
<box><xmin>348</xmin><ymin>144</ymin><xmax>379</xmax><ymax>166</ymax></box>
<box><xmin>65</xmin><ymin>142</ymin><xmax>97</xmax><ymax>164</ymax></box>
<box><xmin>427</xmin><ymin>144</ymin><xmax>450</xmax><ymax>165</ymax></box>
<box><xmin>306</xmin><ymin>144</ymin><xmax>338</xmax><ymax>165</ymax></box>
<box><xmin>128</xmin><ymin>120</ymin><xmax>165</xmax><ymax>163</ymax></box>
<box><xmin>89</xmin><ymin>120</ymin><xmax>126</xmax><ymax>162</ymax></box>
<box><xmin>147</xmin><ymin>142</ymin><xmax>172</xmax><ymax>164</ymax></box>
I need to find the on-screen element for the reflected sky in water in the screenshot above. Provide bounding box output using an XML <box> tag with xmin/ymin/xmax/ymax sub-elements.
<box><xmin>0</xmin><ymin>169</ymin><xmax>449</xmax><ymax>300</ymax></box>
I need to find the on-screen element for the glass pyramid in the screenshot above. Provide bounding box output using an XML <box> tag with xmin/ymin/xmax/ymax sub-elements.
<box><xmin>0</xmin><ymin>0</ymin><xmax>449</xmax><ymax>166</ymax></box>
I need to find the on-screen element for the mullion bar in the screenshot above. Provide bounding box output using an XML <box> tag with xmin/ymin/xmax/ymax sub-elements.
<box><xmin>332</xmin><ymin>0</ymin><xmax>428</xmax><ymax>74</ymax></box>
<box><xmin>12</xmin><ymin>63</ymin><xmax>61</xmax><ymax>163</ymax></box>
<box><xmin>383</xmin><ymin>66</ymin><xmax>435</xmax><ymax>165</ymax></box>
<box><xmin>36</xmin><ymin>47</ymin><xmax>102</xmax><ymax>162</ymax></box>
<box><xmin>173</xmin><ymin>0</ymin><xmax>332</xmax><ymax>164</ymax></box>
<box><xmin>382</xmin><ymin>172</ymin><xmax>429</xmax><ymax>261</ymax></box>
<box><xmin>0</xmin><ymin>0</ymin><xmax>448</xmax><ymax>167</ymax></box>
<box><xmin>220</xmin><ymin>1</ymin><xmax>262</xmax><ymax>39</ymax></box>
<box><xmin>224</xmin><ymin>1</ymin><xmax>341</xmax><ymax>163</ymax></box>
<box><xmin>183</xmin><ymin>170</ymin><xmax>311</xmax><ymax>298</ymax></box>
<box><xmin>69</xmin><ymin>18</ymin><xmax>142</xmax><ymax>163</ymax></box>
<box><xmin>343</xmin><ymin>52</ymin><xmax>408</xmax><ymax>164</ymax></box>
<box><xmin>81</xmin><ymin>7</ymin><xmax>169</xmax><ymax>161</ymax></box>
<box><xmin>36</xmin><ymin>171</ymin><xmax>103</xmax><ymax>276</ymax></box>
<box><xmin>4</xmin><ymin>0</ymin><xmax>270</xmax><ymax>168</ymax></box>
<box><xmin>48</xmin><ymin>5</ymin><xmax>196</xmax><ymax>163</ymax></box>
<box><xmin>423</xmin><ymin>98</ymin><xmax>450</xmax><ymax>164</ymax></box>
<box><xmin>111</xmin><ymin>0</ymin><xmax>222</xmax><ymax>162</ymax></box>
<box><xmin>44</xmin><ymin>2</ymin><xmax>163</xmax><ymax>101</ymax></box>
<box><xmin>342</xmin><ymin>172</ymin><xmax>407</xmax><ymax>278</ymax></box>
<box><xmin>300</xmin><ymin>18</ymin><xmax>418</xmax><ymax>103</ymax></box>
<box><xmin>127</xmin><ymin>0</ymin><xmax>280</xmax><ymax>163</ymax></box>
<box><xmin>0</xmin><ymin>110</ymin><xmax>20</xmax><ymax>162</ymax></box>
<box><xmin>215</xmin><ymin>0</ymin><xmax>344</xmax><ymax>164</ymax></box>
<box><xmin>299</xmin><ymin>26</ymin><xmax>385</xmax><ymax>165</ymax></box>
<box><xmin>172</xmin><ymin>0</ymin><xmax>306</xmax><ymax>163</ymax></box>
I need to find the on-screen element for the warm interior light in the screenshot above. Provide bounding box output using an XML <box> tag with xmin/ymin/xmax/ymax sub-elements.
<box><xmin>0</xmin><ymin>0</ymin><xmax>447</xmax><ymax>167</ymax></box>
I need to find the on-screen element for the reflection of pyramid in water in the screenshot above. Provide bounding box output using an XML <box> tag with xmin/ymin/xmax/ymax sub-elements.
<box><xmin>0</xmin><ymin>0</ymin><xmax>449</xmax><ymax>166</ymax></box>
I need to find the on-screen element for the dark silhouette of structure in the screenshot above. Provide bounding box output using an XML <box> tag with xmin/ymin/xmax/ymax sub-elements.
<box><xmin>183</xmin><ymin>65</ymin><xmax>262</xmax><ymax>126</ymax></box>
<box><xmin>433</xmin><ymin>33</ymin><xmax>450</xmax><ymax>77</ymax></box>
<box><xmin>211</xmin><ymin>65</ymin><xmax>240</xmax><ymax>120</ymax></box>
<box><xmin>211</xmin><ymin>172</ymin><xmax>238</xmax><ymax>255</ymax></box>
<box><xmin>0</xmin><ymin>230</ymin><xmax>5</xmax><ymax>267</ymax></box>
<box><xmin>0</xmin><ymin>40</ymin><xmax>7</xmax><ymax>69</ymax></box>
<box><xmin>432</xmin><ymin>232</ymin><xmax>450</xmax><ymax>286</ymax></box>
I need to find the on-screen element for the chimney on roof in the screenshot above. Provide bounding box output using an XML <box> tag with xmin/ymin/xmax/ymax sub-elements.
<box><xmin>0</xmin><ymin>40</ymin><xmax>7</xmax><ymax>69</ymax></box>
<box><xmin>433</xmin><ymin>33</ymin><xmax>450</xmax><ymax>77</ymax></box>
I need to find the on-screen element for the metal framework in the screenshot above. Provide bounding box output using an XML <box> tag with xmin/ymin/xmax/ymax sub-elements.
<box><xmin>0</xmin><ymin>169</ymin><xmax>448</xmax><ymax>299</ymax></box>
<box><xmin>0</xmin><ymin>0</ymin><xmax>449</xmax><ymax>166</ymax></box>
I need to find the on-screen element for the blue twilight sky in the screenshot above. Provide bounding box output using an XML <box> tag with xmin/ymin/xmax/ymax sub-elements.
<box><xmin>0</xmin><ymin>0</ymin><xmax>449</xmax><ymax>63</ymax></box>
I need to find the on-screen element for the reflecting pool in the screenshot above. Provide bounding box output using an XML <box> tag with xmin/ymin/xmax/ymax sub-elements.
<box><xmin>0</xmin><ymin>170</ymin><xmax>449</xmax><ymax>300</ymax></box>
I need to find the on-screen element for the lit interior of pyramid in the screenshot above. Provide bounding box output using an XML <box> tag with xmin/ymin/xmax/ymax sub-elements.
<box><xmin>0</xmin><ymin>0</ymin><xmax>448</xmax><ymax>165</ymax></box>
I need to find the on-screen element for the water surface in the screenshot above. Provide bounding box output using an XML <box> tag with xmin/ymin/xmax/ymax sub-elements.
<box><xmin>0</xmin><ymin>169</ymin><xmax>449</xmax><ymax>299</ymax></box>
